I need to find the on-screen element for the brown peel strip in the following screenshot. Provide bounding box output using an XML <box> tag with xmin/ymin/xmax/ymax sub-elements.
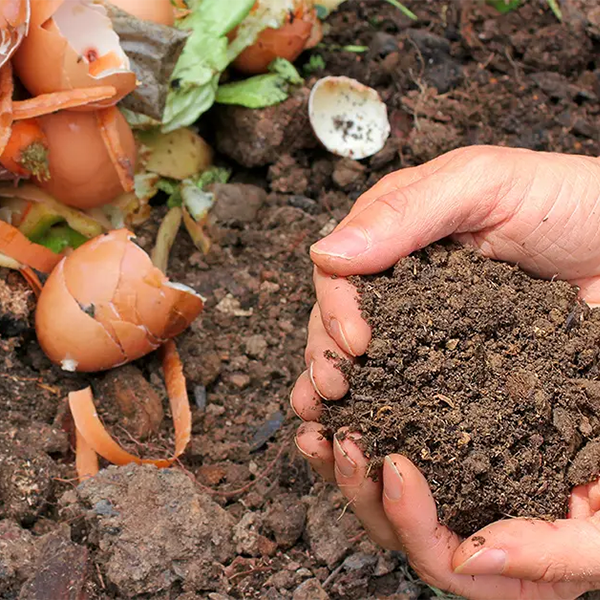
<box><xmin>75</xmin><ymin>427</ymin><xmax>99</xmax><ymax>482</ymax></box>
<box><xmin>69</xmin><ymin>339</ymin><xmax>191</xmax><ymax>478</ymax></box>
<box><xmin>12</xmin><ymin>86</ymin><xmax>118</xmax><ymax>120</ymax></box>
<box><xmin>19</xmin><ymin>266</ymin><xmax>43</xmax><ymax>297</ymax></box>
<box><xmin>0</xmin><ymin>220</ymin><xmax>62</xmax><ymax>273</ymax></box>
<box><xmin>96</xmin><ymin>106</ymin><xmax>135</xmax><ymax>193</ymax></box>
<box><xmin>0</xmin><ymin>62</ymin><xmax>14</xmax><ymax>156</ymax></box>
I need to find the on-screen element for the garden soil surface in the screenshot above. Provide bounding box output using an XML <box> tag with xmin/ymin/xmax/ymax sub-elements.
<box><xmin>1</xmin><ymin>1</ymin><xmax>599</xmax><ymax>599</ymax></box>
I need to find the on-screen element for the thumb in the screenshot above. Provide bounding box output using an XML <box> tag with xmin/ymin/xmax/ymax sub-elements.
<box><xmin>310</xmin><ymin>146</ymin><xmax>526</xmax><ymax>276</ymax></box>
<box><xmin>453</xmin><ymin>515</ymin><xmax>600</xmax><ymax>588</ymax></box>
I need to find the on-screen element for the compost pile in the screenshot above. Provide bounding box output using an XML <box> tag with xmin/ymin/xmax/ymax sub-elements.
<box><xmin>322</xmin><ymin>244</ymin><xmax>600</xmax><ymax>536</ymax></box>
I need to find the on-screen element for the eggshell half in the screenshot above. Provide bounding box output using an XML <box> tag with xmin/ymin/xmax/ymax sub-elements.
<box><xmin>13</xmin><ymin>0</ymin><xmax>136</xmax><ymax>108</ymax></box>
<box><xmin>35</xmin><ymin>229</ymin><xmax>204</xmax><ymax>372</ymax></box>
<box><xmin>36</xmin><ymin>258</ymin><xmax>127</xmax><ymax>372</ymax></box>
<box><xmin>36</xmin><ymin>109</ymin><xmax>136</xmax><ymax>209</ymax></box>
<box><xmin>308</xmin><ymin>76</ymin><xmax>391</xmax><ymax>159</ymax></box>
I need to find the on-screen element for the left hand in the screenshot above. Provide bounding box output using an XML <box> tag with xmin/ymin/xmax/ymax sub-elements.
<box><xmin>294</xmin><ymin>431</ymin><xmax>600</xmax><ymax>599</ymax></box>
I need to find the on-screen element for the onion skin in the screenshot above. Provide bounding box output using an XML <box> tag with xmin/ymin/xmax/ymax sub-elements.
<box><xmin>232</xmin><ymin>3</ymin><xmax>317</xmax><ymax>75</ymax></box>
<box><xmin>35</xmin><ymin>109</ymin><xmax>136</xmax><ymax>209</ymax></box>
<box><xmin>107</xmin><ymin>0</ymin><xmax>175</xmax><ymax>26</ymax></box>
<box><xmin>35</xmin><ymin>229</ymin><xmax>204</xmax><ymax>372</ymax></box>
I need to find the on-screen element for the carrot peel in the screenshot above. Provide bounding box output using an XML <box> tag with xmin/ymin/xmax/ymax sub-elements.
<box><xmin>0</xmin><ymin>220</ymin><xmax>62</xmax><ymax>273</ymax></box>
<box><xmin>12</xmin><ymin>86</ymin><xmax>118</xmax><ymax>120</ymax></box>
<box><xmin>70</xmin><ymin>339</ymin><xmax>192</xmax><ymax>482</ymax></box>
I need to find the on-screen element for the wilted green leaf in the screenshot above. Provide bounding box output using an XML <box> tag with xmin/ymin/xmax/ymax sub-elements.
<box><xmin>215</xmin><ymin>59</ymin><xmax>302</xmax><ymax>108</ymax></box>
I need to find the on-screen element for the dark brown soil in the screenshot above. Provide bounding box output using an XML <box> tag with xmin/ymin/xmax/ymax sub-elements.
<box><xmin>320</xmin><ymin>244</ymin><xmax>600</xmax><ymax>537</ymax></box>
<box><xmin>1</xmin><ymin>1</ymin><xmax>600</xmax><ymax>598</ymax></box>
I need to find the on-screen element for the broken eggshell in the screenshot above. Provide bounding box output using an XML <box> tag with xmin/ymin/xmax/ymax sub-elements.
<box><xmin>12</xmin><ymin>0</ymin><xmax>136</xmax><ymax>108</ymax></box>
<box><xmin>36</xmin><ymin>109</ymin><xmax>137</xmax><ymax>209</ymax></box>
<box><xmin>35</xmin><ymin>228</ymin><xmax>204</xmax><ymax>372</ymax></box>
<box><xmin>105</xmin><ymin>0</ymin><xmax>175</xmax><ymax>26</ymax></box>
<box><xmin>308</xmin><ymin>76</ymin><xmax>390</xmax><ymax>160</ymax></box>
<box><xmin>0</xmin><ymin>0</ymin><xmax>30</xmax><ymax>68</ymax></box>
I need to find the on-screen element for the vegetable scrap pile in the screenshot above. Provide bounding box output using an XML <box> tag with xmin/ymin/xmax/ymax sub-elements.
<box><xmin>0</xmin><ymin>0</ymin><xmax>371</xmax><ymax>482</ymax></box>
<box><xmin>321</xmin><ymin>244</ymin><xmax>600</xmax><ymax>537</ymax></box>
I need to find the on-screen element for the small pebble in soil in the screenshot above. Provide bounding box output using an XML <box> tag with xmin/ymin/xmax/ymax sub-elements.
<box><xmin>321</xmin><ymin>243</ymin><xmax>600</xmax><ymax>536</ymax></box>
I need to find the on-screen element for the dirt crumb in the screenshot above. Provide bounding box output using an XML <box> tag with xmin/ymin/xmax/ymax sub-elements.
<box><xmin>321</xmin><ymin>244</ymin><xmax>600</xmax><ymax>536</ymax></box>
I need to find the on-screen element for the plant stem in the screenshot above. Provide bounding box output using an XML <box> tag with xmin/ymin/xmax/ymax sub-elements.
<box><xmin>383</xmin><ymin>0</ymin><xmax>418</xmax><ymax>21</ymax></box>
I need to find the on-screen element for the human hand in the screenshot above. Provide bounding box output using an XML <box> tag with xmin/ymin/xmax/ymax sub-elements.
<box><xmin>291</xmin><ymin>145</ymin><xmax>600</xmax><ymax>598</ymax></box>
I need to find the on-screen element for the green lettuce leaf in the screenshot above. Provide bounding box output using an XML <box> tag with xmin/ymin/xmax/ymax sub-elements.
<box><xmin>162</xmin><ymin>0</ymin><xmax>297</xmax><ymax>132</ymax></box>
<box><xmin>32</xmin><ymin>224</ymin><xmax>87</xmax><ymax>254</ymax></box>
<box><xmin>215</xmin><ymin>58</ymin><xmax>303</xmax><ymax>108</ymax></box>
<box><xmin>162</xmin><ymin>0</ymin><xmax>255</xmax><ymax>132</ymax></box>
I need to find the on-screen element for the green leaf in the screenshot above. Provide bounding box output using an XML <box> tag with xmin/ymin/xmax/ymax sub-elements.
<box><xmin>32</xmin><ymin>225</ymin><xmax>87</xmax><ymax>254</ymax></box>
<box><xmin>303</xmin><ymin>54</ymin><xmax>326</xmax><ymax>75</ymax></box>
<box><xmin>215</xmin><ymin>59</ymin><xmax>303</xmax><ymax>108</ymax></box>
<box><xmin>163</xmin><ymin>0</ymin><xmax>297</xmax><ymax>132</ymax></box>
<box><xmin>486</xmin><ymin>0</ymin><xmax>520</xmax><ymax>14</ymax></box>
<box><xmin>194</xmin><ymin>166</ymin><xmax>231</xmax><ymax>190</ymax></box>
<box><xmin>162</xmin><ymin>0</ymin><xmax>255</xmax><ymax>132</ymax></box>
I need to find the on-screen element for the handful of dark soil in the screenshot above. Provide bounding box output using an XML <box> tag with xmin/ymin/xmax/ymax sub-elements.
<box><xmin>321</xmin><ymin>244</ymin><xmax>600</xmax><ymax>537</ymax></box>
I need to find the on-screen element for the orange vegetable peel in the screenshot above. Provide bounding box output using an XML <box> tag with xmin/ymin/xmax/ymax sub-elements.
<box><xmin>0</xmin><ymin>220</ymin><xmax>61</xmax><ymax>273</ymax></box>
<box><xmin>12</xmin><ymin>86</ymin><xmax>118</xmax><ymax>120</ymax></box>
<box><xmin>70</xmin><ymin>339</ymin><xmax>192</xmax><ymax>482</ymax></box>
<box><xmin>0</xmin><ymin>61</ymin><xmax>14</xmax><ymax>156</ymax></box>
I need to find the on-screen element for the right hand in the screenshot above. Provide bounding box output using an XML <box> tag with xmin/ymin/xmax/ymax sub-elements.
<box><xmin>290</xmin><ymin>145</ymin><xmax>600</xmax><ymax>595</ymax></box>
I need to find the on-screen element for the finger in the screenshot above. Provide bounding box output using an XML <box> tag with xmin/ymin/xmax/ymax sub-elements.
<box><xmin>381</xmin><ymin>454</ymin><xmax>528</xmax><ymax>599</ymax></box>
<box><xmin>569</xmin><ymin>483</ymin><xmax>593</xmax><ymax>519</ymax></box>
<box><xmin>305</xmin><ymin>304</ymin><xmax>350</xmax><ymax>400</ymax></box>
<box><xmin>314</xmin><ymin>267</ymin><xmax>371</xmax><ymax>356</ymax></box>
<box><xmin>290</xmin><ymin>370</ymin><xmax>322</xmax><ymax>421</ymax></box>
<box><xmin>332</xmin><ymin>431</ymin><xmax>402</xmax><ymax>550</ymax></box>
<box><xmin>310</xmin><ymin>146</ymin><xmax>525</xmax><ymax>276</ymax></box>
<box><xmin>295</xmin><ymin>421</ymin><xmax>335</xmax><ymax>482</ymax></box>
<box><xmin>333</xmin><ymin>148</ymin><xmax>461</xmax><ymax>231</ymax></box>
<box><xmin>453</xmin><ymin>516</ymin><xmax>600</xmax><ymax>591</ymax></box>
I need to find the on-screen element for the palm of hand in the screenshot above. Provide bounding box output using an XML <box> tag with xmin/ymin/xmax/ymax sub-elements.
<box><xmin>292</xmin><ymin>147</ymin><xmax>600</xmax><ymax>600</ymax></box>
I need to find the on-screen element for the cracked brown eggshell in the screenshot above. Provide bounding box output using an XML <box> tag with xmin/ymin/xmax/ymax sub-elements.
<box><xmin>35</xmin><ymin>229</ymin><xmax>203</xmax><ymax>372</ymax></box>
<box><xmin>36</xmin><ymin>109</ymin><xmax>137</xmax><ymax>209</ymax></box>
<box><xmin>12</xmin><ymin>0</ymin><xmax>137</xmax><ymax>108</ymax></box>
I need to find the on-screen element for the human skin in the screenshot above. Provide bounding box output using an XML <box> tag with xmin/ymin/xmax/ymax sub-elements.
<box><xmin>291</xmin><ymin>146</ymin><xmax>600</xmax><ymax>599</ymax></box>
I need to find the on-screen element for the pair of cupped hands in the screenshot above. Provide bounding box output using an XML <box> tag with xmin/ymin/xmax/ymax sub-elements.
<box><xmin>291</xmin><ymin>146</ymin><xmax>600</xmax><ymax>600</ymax></box>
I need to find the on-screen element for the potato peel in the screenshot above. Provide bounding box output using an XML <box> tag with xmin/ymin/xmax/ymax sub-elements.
<box><xmin>12</xmin><ymin>86</ymin><xmax>118</xmax><ymax>120</ymax></box>
<box><xmin>0</xmin><ymin>220</ymin><xmax>62</xmax><ymax>273</ymax></box>
<box><xmin>96</xmin><ymin>106</ymin><xmax>135</xmax><ymax>193</ymax></box>
<box><xmin>70</xmin><ymin>339</ymin><xmax>191</xmax><ymax>481</ymax></box>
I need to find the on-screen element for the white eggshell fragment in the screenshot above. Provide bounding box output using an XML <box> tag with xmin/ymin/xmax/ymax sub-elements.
<box><xmin>308</xmin><ymin>76</ymin><xmax>391</xmax><ymax>160</ymax></box>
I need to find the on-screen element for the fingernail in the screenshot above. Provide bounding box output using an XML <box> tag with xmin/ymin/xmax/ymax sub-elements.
<box><xmin>334</xmin><ymin>435</ymin><xmax>357</xmax><ymax>478</ymax></box>
<box><xmin>294</xmin><ymin>434</ymin><xmax>314</xmax><ymax>459</ymax></box>
<box><xmin>454</xmin><ymin>548</ymin><xmax>507</xmax><ymax>576</ymax></box>
<box><xmin>383</xmin><ymin>456</ymin><xmax>403</xmax><ymax>501</ymax></box>
<box><xmin>329</xmin><ymin>318</ymin><xmax>355</xmax><ymax>356</ymax></box>
<box><xmin>311</xmin><ymin>227</ymin><xmax>370</xmax><ymax>259</ymax></box>
<box><xmin>309</xmin><ymin>361</ymin><xmax>332</xmax><ymax>400</ymax></box>
<box><xmin>289</xmin><ymin>387</ymin><xmax>302</xmax><ymax>419</ymax></box>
